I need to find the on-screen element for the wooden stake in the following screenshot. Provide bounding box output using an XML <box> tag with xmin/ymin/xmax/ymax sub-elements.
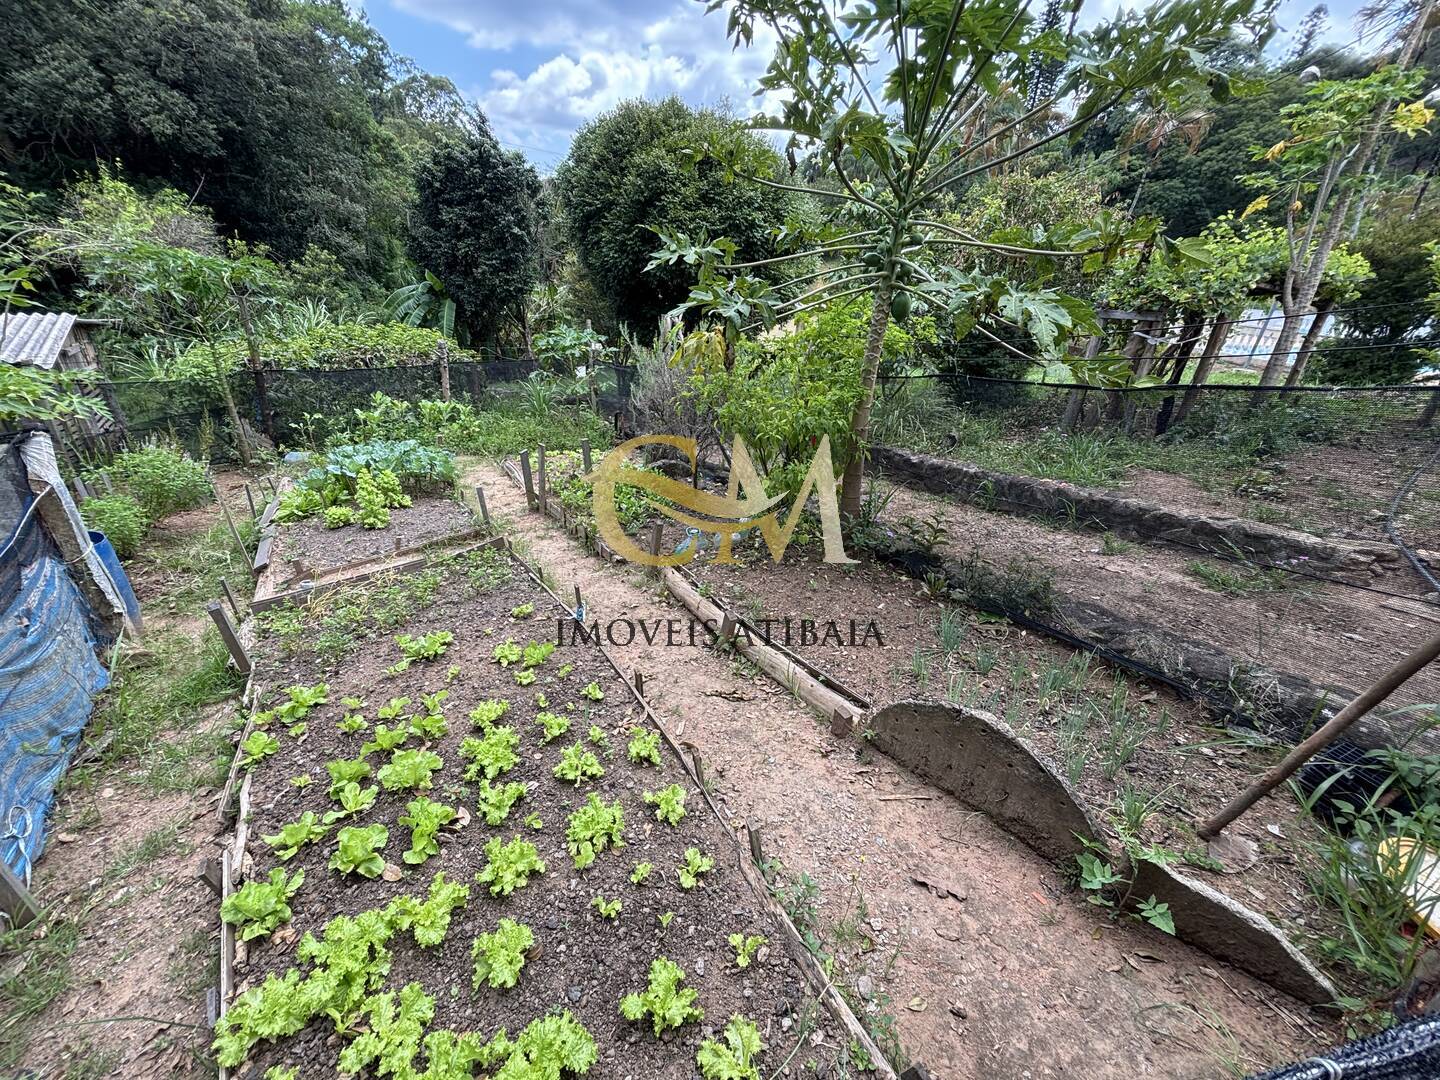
<box><xmin>691</xmin><ymin>749</ymin><xmax>706</xmax><ymax>791</ymax></box>
<box><xmin>633</xmin><ymin>670</ymin><xmax>645</xmax><ymax>696</ymax></box>
<box><xmin>99</xmin><ymin>473</ymin><xmax>114</xmax><ymax>494</ymax></box>
<box><xmin>219</xmin><ymin>500</ymin><xmax>250</xmax><ymax>564</ymax></box>
<box><xmin>519</xmin><ymin>451</ymin><xmax>536</xmax><ymax>510</ymax></box>
<box><xmin>581</xmin><ymin>438</ymin><xmax>592</xmax><ymax>474</ymax></box>
<box><xmin>719</xmin><ymin>612</ymin><xmax>737</xmax><ymax>643</ymax></box>
<box><xmin>220</xmin><ymin>577</ymin><xmax>244</xmax><ymax>620</ymax></box>
<box><xmin>71</xmin><ymin>476</ymin><xmax>89</xmax><ymax>503</ymax></box>
<box><xmin>243</xmin><ymin>484</ymin><xmax>258</xmax><ymax>520</ymax></box>
<box><xmin>747</xmin><ymin>824</ymin><xmax>764</xmax><ymax>869</ymax></box>
<box><xmin>207</xmin><ymin>601</ymin><xmax>253</xmax><ymax>675</ymax></box>
<box><xmin>475</xmin><ymin>486</ymin><xmax>490</xmax><ymax>527</ymax></box>
<box><xmin>572</xmin><ymin>584</ymin><xmax>583</xmax><ymax>613</ymax></box>
<box><xmin>648</xmin><ymin>522</ymin><xmax>664</xmax><ymax>570</ymax></box>
<box><xmin>1199</xmin><ymin>627</ymin><xmax>1440</xmax><ymax>839</ymax></box>
<box><xmin>537</xmin><ymin>444</ymin><xmax>548</xmax><ymax>515</ymax></box>
<box><xmin>0</xmin><ymin>857</ymin><xmax>41</xmax><ymax>928</ymax></box>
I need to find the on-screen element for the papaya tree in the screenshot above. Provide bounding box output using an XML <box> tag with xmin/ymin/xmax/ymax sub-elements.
<box><xmin>649</xmin><ymin>0</ymin><xmax>1276</xmax><ymax>518</ymax></box>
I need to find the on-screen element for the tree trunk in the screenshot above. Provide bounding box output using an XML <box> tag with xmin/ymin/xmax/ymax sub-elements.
<box><xmin>840</xmin><ymin>283</ymin><xmax>894</xmax><ymax>521</ymax></box>
<box><xmin>1258</xmin><ymin>0</ymin><xmax>1434</xmax><ymax>387</ymax></box>
<box><xmin>1154</xmin><ymin>312</ymin><xmax>1205</xmax><ymax>434</ymax></box>
<box><xmin>1106</xmin><ymin>320</ymin><xmax>1155</xmax><ymax>425</ymax></box>
<box><xmin>1284</xmin><ymin>298</ymin><xmax>1335</xmax><ymax>388</ymax></box>
<box><xmin>1174</xmin><ymin>315</ymin><xmax>1233</xmax><ymax>425</ymax></box>
<box><xmin>1062</xmin><ymin>335</ymin><xmax>1103</xmax><ymax>431</ymax></box>
<box><xmin>437</xmin><ymin>338</ymin><xmax>451</xmax><ymax>402</ymax></box>
<box><xmin>234</xmin><ymin>291</ymin><xmax>274</xmax><ymax>443</ymax></box>
<box><xmin>521</xmin><ymin>306</ymin><xmax>536</xmax><ymax>364</ymax></box>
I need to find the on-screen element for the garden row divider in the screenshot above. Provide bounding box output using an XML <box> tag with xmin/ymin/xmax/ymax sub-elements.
<box><xmin>495</xmin><ymin>538</ymin><xmax>905</xmax><ymax>1079</ymax></box>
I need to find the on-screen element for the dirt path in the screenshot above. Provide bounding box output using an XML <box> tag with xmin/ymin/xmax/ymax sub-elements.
<box><xmin>5</xmin><ymin>474</ymin><xmax>253</xmax><ymax>1080</ymax></box>
<box><xmin>463</xmin><ymin>459</ymin><xmax>1326</xmax><ymax>1080</ymax></box>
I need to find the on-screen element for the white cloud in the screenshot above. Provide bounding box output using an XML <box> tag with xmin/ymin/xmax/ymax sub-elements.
<box><xmin>393</xmin><ymin>0</ymin><xmax>777</xmax><ymax>160</ymax></box>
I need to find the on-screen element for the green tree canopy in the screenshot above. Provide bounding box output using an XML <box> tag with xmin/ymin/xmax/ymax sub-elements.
<box><xmin>0</xmin><ymin>0</ymin><xmax>465</xmax><ymax>289</ymax></box>
<box><xmin>407</xmin><ymin>124</ymin><xmax>543</xmax><ymax>345</ymax></box>
<box><xmin>555</xmin><ymin>98</ymin><xmax>809</xmax><ymax>338</ymax></box>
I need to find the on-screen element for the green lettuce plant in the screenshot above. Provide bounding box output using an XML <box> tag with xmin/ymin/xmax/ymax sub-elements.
<box><xmin>627</xmin><ymin>728</ymin><xmax>661</xmax><ymax>766</ymax></box>
<box><xmin>221</xmin><ymin>868</ymin><xmax>304</xmax><ymax>942</ymax></box>
<box><xmin>323</xmin><ymin>781</ymin><xmax>377</xmax><ymax>824</ymax></box>
<box><xmin>620</xmin><ymin>957</ymin><xmax>703</xmax><ymax>1036</ymax></box>
<box><xmin>678</xmin><ymin>848</ymin><xmax>714</xmax><ymax>890</ymax></box>
<box><xmin>566</xmin><ymin>793</ymin><xmax>625</xmax><ymax>870</ymax></box>
<box><xmin>326</xmin><ymin>756</ymin><xmax>373</xmax><ymax>798</ymax></box>
<box><xmin>492</xmin><ymin>639</ymin><xmax>522</xmax><ymax>667</ymax></box>
<box><xmin>330</xmin><ymin>824</ymin><xmax>389</xmax><ymax>878</ymax></box>
<box><xmin>534</xmin><ymin>711</ymin><xmax>570</xmax><ymax>743</ymax></box>
<box><xmin>630</xmin><ymin>862</ymin><xmax>653</xmax><ymax>885</ymax></box>
<box><xmin>240</xmin><ymin>730</ymin><xmax>280</xmax><ymax>770</ymax></box>
<box><xmin>728</xmin><ymin>933</ymin><xmax>767</xmax><ymax>969</ymax></box>
<box><xmin>522</xmin><ymin>641</ymin><xmax>554</xmax><ymax>668</ymax></box>
<box><xmin>697</xmin><ymin>1015</ymin><xmax>764</xmax><ymax>1080</ymax></box>
<box><xmin>591</xmin><ymin>896</ymin><xmax>621</xmax><ymax>920</ymax></box>
<box><xmin>476</xmin><ymin>779</ymin><xmax>527</xmax><ymax>826</ymax></box>
<box><xmin>338</xmin><ymin>982</ymin><xmax>434</xmax><ymax>1076</ymax></box>
<box><xmin>388</xmin><ymin>871</ymin><xmax>470</xmax><ymax>947</ymax></box>
<box><xmin>581</xmin><ymin>680</ymin><xmax>604</xmax><ymax>701</ymax></box>
<box><xmin>377</xmin><ymin>748</ymin><xmax>443</xmax><ymax>791</ymax></box>
<box><xmin>471</xmin><ymin>917</ymin><xmax>535</xmax><ymax>989</ymax></box>
<box><xmin>363</xmin><ymin>723</ymin><xmax>410</xmax><ymax>755</ymax></box>
<box><xmin>460</xmin><ymin>726</ymin><xmax>519</xmax><ymax>781</ymax></box>
<box><xmin>469</xmin><ymin>698</ymin><xmax>510</xmax><ymax>727</ymax></box>
<box><xmin>476</xmin><ymin>837</ymin><xmax>546</xmax><ymax>896</ymax></box>
<box><xmin>643</xmin><ymin>784</ymin><xmax>687</xmax><ymax>826</ymax></box>
<box><xmin>263</xmin><ymin>812</ymin><xmax>328</xmax><ymax>860</ymax></box>
<box><xmin>399</xmin><ymin>796</ymin><xmax>458</xmax><ymax>864</ymax></box>
<box><xmin>553</xmin><ymin>743</ymin><xmax>603</xmax><ymax>786</ymax></box>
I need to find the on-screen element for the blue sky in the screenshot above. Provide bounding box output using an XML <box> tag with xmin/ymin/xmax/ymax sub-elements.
<box><xmin>358</xmin><ymin>0</ymin><xmax>1373</xmax><ymax>170</ymax></box>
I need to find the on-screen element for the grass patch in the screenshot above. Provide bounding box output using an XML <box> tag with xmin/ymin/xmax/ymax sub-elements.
<box><xmin>0</xmin><ymin>918</ymin><xmax>81</xmax><ymax>1070</ymax></box>
<box><xmin>104</xmin><ymin>819</ymin><xmax>189</xmax><ymax>884</ymax></box>
<box><xmin>1184</xmin><ymin>560</ymin><xmax>1294</xmax><ymax>596</ymax></box>
<box><xmin>130</xmin><ymin>515</ymin><xmax>256</xmax><ymax>609</ymax></box>
<box><xmin>72</xmin><ymin>630</ymin><xmax>242</xmax><ymax>795</ymax></box>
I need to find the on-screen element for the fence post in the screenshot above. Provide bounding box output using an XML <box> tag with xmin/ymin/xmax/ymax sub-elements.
<box><xmin>254</xmin><ymin>368</ymin><xmax>277</xmax><ymax>445</ymax></box>
<box><xmin>580</xmin><ymin>438</ymin><xmax>592</xmax><ymax>474</ymax></box>
<box><xmin>518</xmin><ymin>451</ymin><xmax>536</xmax><ymax>510</ymax></box>
<box><xmin>437</xmin><ymin>339</ymin><xmax>451</xmax><ymax>403</ymax></box>
<box><xmin>537</xmin><ymin>444</ymin><xmax>548</xmax><ymax>516</ymax></box>
<box><xmin>207</xmin><ymin>601</ymin><xmax>253</xmax><ymax>675</ymax></box>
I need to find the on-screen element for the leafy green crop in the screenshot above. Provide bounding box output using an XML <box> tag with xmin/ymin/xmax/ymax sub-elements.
<box><xmin>264</xmin><ymin>1067</ymin><xmax>298</xmax><ymax>1080</ymax></box>
<box><xmin>469</xmin><ymin>698</ymin><xmax>510</xmax><ymax>727</ymax></box>
<box><xmin>212</xmin><ymin>969</ymin><xmax>314</xmax><ymax>1066</ymax></box>
<box><xmin>337</xmin><ymin>712</ymin><xmax>368</xmax><ymax>734</ymax></box>
<box><xmin>630</xmin><ymin>862</ymin><xmax>653</xmax><ymax>885</ymax></box>
<box><xmin>377</xmin><ymin>748</ymin><xmax>443</xmax><ymax>792</ymax></box>
<box><xmin>263</xmin><ymin>812</ymin><xmax>329</xmax><ymax>860</ymax></box>
<box><xmin>522</xmin><ymin>640</ymin><xmax>555</xmax><ymax>668</ymax></box>
<box><xmin>513</xmin><ymin>668</ymin><xmax>537</xmax><ymax>686</ymax></box>
<box><xmin>330</xmin><ymin>824</ymin><xmax>389</xmax><ymax>878</ymax></box>
<box><xmin>323</xmin><ymin>782</ymin><xmax>378</xmax><ymax>824</ymax></box>
<box><xmin>476</xmin><ymin>837</ymin><xmax>546</xmax><ymax>896</ymax></box>
<box><xmin>644</xmin><ymin>784</ymin><xmax>687</xmax><ymax>826</ymax></box>
<box><xmin>553</xmin><ymin>743</ymin><xmax>603</xmax><ymax>786</ymax></box>
<box><xmin>409</xmin><ymin>709</ymin><xmax>448</xmax><ymax>741</ymax></box>
<box><xmin>471</xmin><ymin>917</ymin><xmax>534</xmax><ymax>989</ymax></box>
<box><xmin>240</xmin><ymin>730</ymin><xmax>280</xmax><ymax>770</ymax></box>
<box><xmin>377</xmin><ymin>696</ymin><xmax>413</xmax><ymax>722</ymax></box>
<box><xmin>388</xmin><ymin>871</ymin><xmax>470</xmax><ymax>947</ymax></box>
<box><xmin>393</xmin><ymin>630</ymin><xmax>453</xmax><ymax>671</ymax></box>
<box><xmin>524</xmin><ymin>812</ymin><xmax>543</xmax><ymax>830</ymax></box>
<box><xmin>277</xmin><ymin>682</ymin><xmax>329</xmax><ymax>724</ymax></box>
<box><xmin>511</xmin><ymin>602</ymin><xmax>535</xmax><ymax>618</ymax></box>
<box><xmin>460</xmin><ymin>725</ymin><xmax>519</xmax><ymax>781</ymax></box>
<box><xmin>728</xmin><ymin>933</ymin><xmax>767</xmax><ymax>969</ymax></box>
<box><xmin>492</xmin><ymin>639</ymin><xmax>522</xmax><ymax>667</ymax></box>
<box><xmin>678</xmin><ymin>848</ymin><xmax>715</xmax><ymax>890</ymax></box>
<box><xmin>338</xmin><ymin>982</ymin><xmax>434</xmax><ymax>1076</ymax></box>
<box><xmin>399</xmin><ymin>796</ymin><xmax>458</xmax><ymax>864</ymax></box>
<box><xmin>363</xmin><ymin>722</ymin><xmax>410</xmax><ymax>755</ymax></box>
<box><xmin>620</xmin><ymin>957</ymin><xmax>703</xmax><ymax>1036</ymax></box>
<box><xmin>534</xmin><ymin>711</ymin><xmax>570</xmax><ymax>743</ymax></box>
<box><xmin>474</xmin><ymin>1011</ymin><xmax>596</xmax><ymax>1079</ymax></box>
<box><xmin>591</xmin><ymin>896</ymin><xmax>622</xmax><ymax>920</ymax></box>
<box><xmin>477</xmin><ymin>779</ymin><xmax>528</xmax><ymax>826</ymax></box>
<box><xmin>566</xmin><ymin>793</ymin><xmax>625</xmax><ymax>870</ymax></box>
<box><xmin>627</xmin><ymin>727</ymin><xmax>661</xmax><ymax>766</ymax></box>
<box><xmin>326</xmin><ymin>756</ymin><xmax>373</xmax><ymax>799</ymax></box>
<box><xmin>697</xmin><ymin>1015</ymin><xmax>765</xmax><ymax>1080</ymax></box>
<box><xmin>221</xmin><ymin>868</ymin><xmax>304</xmax><ymax>941</ymax></box>
<box><xmin>586</xmin><ymin>724</ymin><xmax>608</xmax><ymax>748</ymax></box>
<box><xmin>581</xmin><ymin>680</ymin><xmax>605</xmax><ymax>701</ymax></box>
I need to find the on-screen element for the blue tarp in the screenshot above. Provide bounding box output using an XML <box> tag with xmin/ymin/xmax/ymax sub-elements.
<box><xmin>0</xmin><ymin>498</ymin><xmax>109</xmax><ymax>883</ymax></box>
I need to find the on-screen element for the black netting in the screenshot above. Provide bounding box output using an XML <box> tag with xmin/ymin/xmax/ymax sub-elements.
<box><xmin>1247</xmin><ymin>1015</ymin><xmax>1440</xmax><ymax>1079</ymax></box>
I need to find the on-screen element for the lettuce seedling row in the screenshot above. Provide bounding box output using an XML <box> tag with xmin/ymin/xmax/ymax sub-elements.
<box><xmin>224</xmin><ymin>545</ymin><xmax>871</xmax><ymax>1078</ymax></box>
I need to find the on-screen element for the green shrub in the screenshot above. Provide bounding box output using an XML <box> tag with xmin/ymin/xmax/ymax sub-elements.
<box><xmin>98</xmin><ymin>443</ymin><xmax>210</xmax><ymax>519</ymax></box>
<box><xmin>82</xmin><ymin>493</ymin><xmax>147</xmax><ymax>557</ymax></box>
<box><xmin>169</xmin><ymin>323</ymin><xmax>473</xmax><ymax>383</ymax></box>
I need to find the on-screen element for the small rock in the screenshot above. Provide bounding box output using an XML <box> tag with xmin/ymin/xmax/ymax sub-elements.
<box><xmin>694</xmin><ymin>957</ymin><xmax>705</xmax><ymax>976</ymax></box>
<box><xmin>567</xmin><ymin>985</ymin><xmax>583</xmax><ymax>1003</ymax></box>
<box><xmin>857</xmin><ymin>975</ymin><xmax>875</xmax><ymax>1000</ymax></box>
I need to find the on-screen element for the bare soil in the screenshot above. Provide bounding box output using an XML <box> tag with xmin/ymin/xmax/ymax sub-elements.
<box><xmin>271</xmin><ymin>495</ymin><xmax>477</xmax><ymax>582</ymax></box>
<box><xmin>879</xmin><ymin>484</ymin><xmax>1440</xmax><ymax>735</ymax></box>
<box><xmin>237</xmin><ymin>550</ymin><xmax>834</xmax><ymax>1078</ymax></box>
<box><xmin>462</xmin><ymin>458</ymin><xmax>1333</xmax><ymax>1080</ymax></box>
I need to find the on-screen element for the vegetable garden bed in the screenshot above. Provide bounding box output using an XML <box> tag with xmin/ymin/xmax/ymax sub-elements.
<box><xmin>219</xmin><ymin>543</ymin><xmax>882</xmax><ymax>1079</ymax></box>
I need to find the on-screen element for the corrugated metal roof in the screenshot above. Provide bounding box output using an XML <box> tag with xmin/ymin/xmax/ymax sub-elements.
<box><xmin>0</xmin><ymin>312</ymin><xmax>79</xmax><ymax>369</ymax></box>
